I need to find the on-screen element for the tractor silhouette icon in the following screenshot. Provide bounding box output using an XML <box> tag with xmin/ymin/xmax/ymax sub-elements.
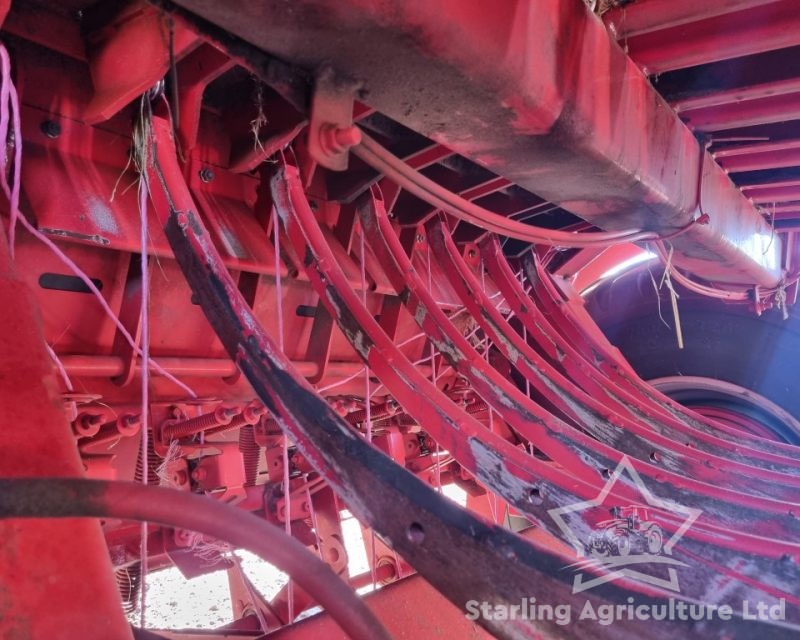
<box><xmin>588</xmin><ymin>505</ymin><xmax>664</xmax><ymax>558</ymax></box>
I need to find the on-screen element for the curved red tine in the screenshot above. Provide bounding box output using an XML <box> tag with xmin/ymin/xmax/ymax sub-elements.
<box><xmin>140</xmin><ymin>116</ymin><xmax>722</xmax><ymax>640</ymax></box>
<box><xmin>417</xmin><ymin>217</ymin><xmax>800</xmax><ymax>511</ymax></box>
<box><xmin>352</xmin><ymin>190</ymin><xmax>800</xmax><ymax>608</ymax></box>
<box><xmin>522</xmin><ymin>249</ymin><xmax>800</xmax><ymax>457</ymax></box>
<box><xmin>153</xmin><ymin>147</ymin><xmax>798</xmax><ymax>640</ymax></box>
<box><xmin>361</xmin><ymin>189</ymin><xmax>800</xmax><ymax>511</ymax></box>
<box><xmin>481</xmin><ymin>237</ymin><xmax>800</xmax><ymax>471</ymax></box>
<box><xmin>144</xmin><ymin>124</ymin><xmax>694</xmax><ymax>640</ymax></box>
<box><xmin>272</xmin><ymin>163</ymin><xmax>800</xmax><ymax>613</ymax></box>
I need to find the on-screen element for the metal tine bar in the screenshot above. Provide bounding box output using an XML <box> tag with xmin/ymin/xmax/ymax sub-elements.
<box><xmin>270</xmin><ymin>160</ymin><xmax>800</xmax><ymax>612</ymax></box>
<box><xmin>522</xmin><ymin>249</ymin><xmax>800</xmax><ymax>456</ymax></box>
<box><xmin>358</xmin><ymin>193</ymin><xmax>800</xmax><ymax>531</ymax></box>
<box><xmin>143</xmin><ymin>118</ymin><xmax>701</xmax><ymax>640</ymax></box>
<box><xmin>480</xmin><ymin>237</ymin><xmax>800</xmax><ymax>472</ymax></box>
<box><xmin>426</xmin><ymin>219</ymin><xmax>800</xmax><ymax>505</ymax></box>
<box><xmin>349</xmin><ymin>186</ymin><xmax>800</xmax><ymax>607</ymax></box>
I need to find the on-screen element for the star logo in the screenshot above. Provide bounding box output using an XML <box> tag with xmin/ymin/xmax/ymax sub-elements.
<box><xmin>548</xmin><ymin>455</ymin><xmax>702</xmax><ymax>594</ymax></box>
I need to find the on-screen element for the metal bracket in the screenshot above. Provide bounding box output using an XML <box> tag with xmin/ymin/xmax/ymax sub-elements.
<box><xmin>308</xmin><ymin>67</ymin><xmax>362</xmax><ymax>171</ymax></box>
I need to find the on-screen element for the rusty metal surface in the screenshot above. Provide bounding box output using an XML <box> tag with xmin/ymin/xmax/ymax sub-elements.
<box><xmin>272</xmin><ymin>155</ymin><xmax>799</xmax><ymax>612</ymax></box>
<box><xmin>520</xmin><ymin>253</ymin><xmax>800</xmax><ymax>456</ymax></box>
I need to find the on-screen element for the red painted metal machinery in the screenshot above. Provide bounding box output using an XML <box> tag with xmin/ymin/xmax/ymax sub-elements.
<box><xmin>0</xmin><ymin>0</ymin><xmax>798</xmax><ymax>638</ymax></box>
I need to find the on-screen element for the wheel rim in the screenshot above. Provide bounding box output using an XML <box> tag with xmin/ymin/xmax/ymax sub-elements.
<box><xmin>648</xmin><ymin>376</ymin><xmax>800</xmax><ymax>445</ymax></box>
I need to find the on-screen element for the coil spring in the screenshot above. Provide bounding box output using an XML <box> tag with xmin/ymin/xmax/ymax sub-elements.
<box><xmin>134</xmin><ymin>433</ymin><xmax>161</xmax><ymax>485</ymax></box>
<box><xmin>239</xmin><ymin>425</ymin><xmax>261</xmax><ymax>487</ymax></box>
<box><xmin>115</xmin><ymin>562</ymin><xmax>141</xmax><ymax>614</ymax></box>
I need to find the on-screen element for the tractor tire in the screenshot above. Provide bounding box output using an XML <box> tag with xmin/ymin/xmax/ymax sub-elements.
<box><xmin>585</xmin><ymin>267</ymin><xmax>800</xmax><ymax>444</ymax></box>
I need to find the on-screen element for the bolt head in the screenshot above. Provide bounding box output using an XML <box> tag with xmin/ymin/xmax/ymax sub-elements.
<box><xmin>319</xmin><ymin>123</ymin><xmax>362</xmax><ymax>156</ymax></box>
<box><xmin>40</xmin><ymin>120</ymin><xmax>61</xmax><ymax>138</ymax></box>
<box><xmin>334</xmin><ymin>125</ymin><xmax>362</xmax><ymax>147</ymax></box>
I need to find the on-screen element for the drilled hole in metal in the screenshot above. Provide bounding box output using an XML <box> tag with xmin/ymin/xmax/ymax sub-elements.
<box><xmin>527</xmin><ymin>486</ymin><xmax>544</xmax><ymax>505</ymax></box>
<box><xmin>649</xmin><ymin>451</ymin><xmax>661</xmax><ymax>463</ymax></box>
<box><xmin>406</xmin><ymin>522</ymin><xmax>425</xmax><ymax>544</ymax></box>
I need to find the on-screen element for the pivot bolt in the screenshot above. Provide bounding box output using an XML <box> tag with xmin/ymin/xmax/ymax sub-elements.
<box><xmin>73</xmin><ymin>413</ymin><xmax>103</xmax><ymax>438</ymax></box>
<box><xmin>319</xmin><ymin>123</ymin><xmax>362</xmax><ymax>156</ymax></box>
<box><xmin>40</xmin><ymin>120</ymin><xmax>61</xmax><ymax>139</ymax></box>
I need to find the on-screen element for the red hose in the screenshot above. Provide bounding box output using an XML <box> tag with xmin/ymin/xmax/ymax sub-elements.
<box><xmin>0</xmin><ymin>478</ymin><xmax>391</xmax><ymax>640</ymax></box>
<box><xmin>354</xmin><ymin>130</ymin><xmax>658</xmax><ymax>248</ymax></box>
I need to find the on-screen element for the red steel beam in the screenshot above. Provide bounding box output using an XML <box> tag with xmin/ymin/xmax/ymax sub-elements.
<box><xmin>55</xmin><ymin>354</ymin><xmax>374</xmax><ymax>380</ymax></box>
<box><xmin>715</xmin><ymin>138</ymin><xmax>800</xmax><ymax>172</ymax></box>
<box><xmin>458</xmin><ymin>176</ymin><xmax>511</xmax><ymax>201</ymax></box>
<box><xmin>622</xmin><ymin>0</ymin><xmax>800</xmax><ymax>74</ymax></box>
<box><xmin>173</xmin><ymin>0</ymin><xmax>781</xmax><ymax>286</ymax></box>
<box><xmin>603</xmin><ymin>0</ymin><xmax>781</xmax><ymax>39</ymax></box>
<box><xmin>0</xmin><ymin>230</ymin><xmax>132</xmax><ymax>637</ymax></box>
<box><xmin>749</xmin><ymin>187</ymin><xmax>800</xmax><ymax>204</ymax></box>
<box><xmin>720</xmin><ymin>149</ymin><xmax>800</xmax><ymax>172</ymax></box>
<box><xmin>744</xmin><ymin>180</ymin><xmax>800</xmax><ymax>204</ymax></box>
<box><xmin>378</xmin><ymin>143</ymin><xmax>453</xmax><ymax>212</ymax></box>
<box><xmin>675</xmin><ymin>78</ymin><xmax>800</xmax><ymax>132</ymax></box>
<box><xmin>678</xmin><ymin>92</ymin><xmax>800</xmax><ymax>132</ymax></box>
<box><xmin>675</xmin><ymin>77</ymin><xmax>800</xmax><ymax>113</ymax></box>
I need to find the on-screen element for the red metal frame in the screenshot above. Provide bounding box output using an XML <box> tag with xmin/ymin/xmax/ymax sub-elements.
<box><xmin>617</xmin><ymin>0</ymin><xmax>800</xmax><ymax>73</ymax></box>
<box><xmin>173</xmin><ymin>0</ymin><xmax>782</xmax><ymax>287</ymax></box>
<box><xmin>1</xmin><ymin>0</ymin><xmax>800</xmax><ymax>637</ymax></box>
